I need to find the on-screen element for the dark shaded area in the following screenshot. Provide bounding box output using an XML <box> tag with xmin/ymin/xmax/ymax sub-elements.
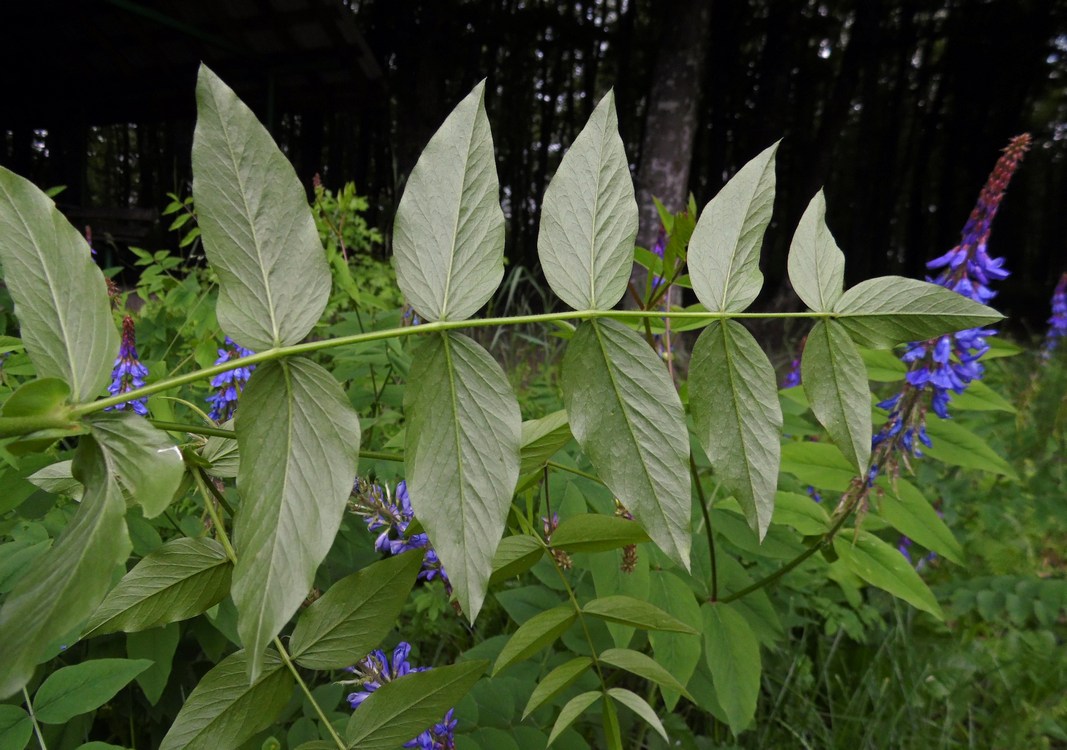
<box><xmin>3</xmin><ymin>0</ymin><xmax>1066</xmax><ymax>332</ymax></box>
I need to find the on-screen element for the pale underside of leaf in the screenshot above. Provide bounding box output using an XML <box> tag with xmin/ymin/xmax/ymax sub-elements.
<box><xmin>537</xmin><ymin>89</ymin><xmax>638</xmax><ymax>310</ymax></box>
<box><xmin>193</xmin><ymin>64</ymin><xmax>331</xmax><ymax>349</ymax></box>
<box><xmin>688</xmin><ymin>142</ymin><xmax>778</xmax><ymax>313</ymax></box>
<box><xmin>392</xmin><ymin>80</ymin><xmax>505</xmax><ymax>322</ymax></box>
<box><xmin>690</xmin><ymin>321</ymin><xmax>782</xmax><ymax>538</ymax></box>
<box><xmin>404</xmin><ymin>332</ymin><xmax>521</xmax><ymax>620</ymax></box>
<box><xmin>561</xmin><ymin>320</ymin><xmax>691</xmax><ymax>570</ymax></box>
<box><xmin>801</xmin><ymin>320</ymin><xmax>871</xmax><ymax>474</ymax></box>
<box><xmin>88</xmin><ymin>412</ymin><xmax>185</xmax><ymax>518</ymax></box>
<box><xmin>0</xmin><ymin>167</ymin><xmax>118</xmax><ymax>402</ymax></box>
<box><xmin>788</xmin><ymin>190</ymin><xmax>845</xmax><ymax>311</ymax></box>
<box><xmin>0</xmin><ymin>439</ymin><xmax>130</xmax><ymax>699</ymax></box>
<box><xmin>833</xmin><ymin>276</ymin><xmax>1004</xmax><ymax>348</ymax></box>
<box><xmin>232</xmin><ymin>357</ymin><xmax>361</xmax><ymax>680</ymax></box>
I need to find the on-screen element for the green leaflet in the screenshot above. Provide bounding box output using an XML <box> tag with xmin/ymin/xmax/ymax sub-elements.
<box><xmin>404</xmin><ymin>332</ymin><xmax>521</xmax><ymax>620</ymax></box>
<box><xmin>780</xmin><ymin>441</ymin><xmax>857</xmax><ymax>492</ymax></box>
<box><xmin>84</xmin><ymin>537</ymin><xmax>232</xmax><ymax>636</ymax></box>
<box><xmin>922</xmin><ymin>417</ymin><xmax>1019</xmax><ymax>478</ymax></box>
<box><xmin>232</xmin><ymin>357</ymin><xmax>361</xmax><ymax>680</ymax></box>
<box><xmin>522</xmin><ymin>657</ymin><xmax>592</xmax><ymax>719</ymax></box>
<box><xmin>688</xmin><ymin>142</ymin><xmax>778</xmax><ymax>312</ymax></box>
<box><xmin>550</xmin><ymin>514</ymin><xmax>651</xmax><ymax>553</ymax></box>
<box><xmin>788</xmin><ymin>190</ymin><xmax>845</xmax><ymax>311</ymax></box>
<box><xmin>537</xmin><ymin>90</ymin><xmax>638</xmax><ymax>310</ymax></box>
<box><xmin>834</xmin><ymin>530</ymin><xmax>944</xmax><ymax>619</ymax></box>
<box><xmin>599</xmin><ymin>648</ymin><xmax>693</xmax><ymax>700</ymax></box>
<box><xmin>702</xmin><ymin>602</ymin><xmax>761</xmax><ymax>735</ymax></box>
<box><xmin>518</xmin><ymin>410</ymin><xmax>573</xmax><ymax>475</ymax></box>
<box><xmin>0</xmin><ymin>438</ymin><xmax>130</xmax><ymax>699</ymax></box>
<box><xmin>801</xmin><ymin>320</ymin><xmax>872</xmax><ymax>474</ymax></box>
<box><xmin>606</xmin><ymin>688</ymin><xmax>668</xmax><ymax>743</ymax></box>
<box><xmin>0</xmin><ymin>168</ymin><xmax>118</xmax><ymax>403</ymax></box>
<box><xmin>128</xmin><ymin>623</ymin><xmax>181</xmax><ymax>705</ymax></box>
<box><xmin>583</xmin><ymin>595</ymin><xmax>698</xmax><ymax>634</ymax></box>
<box><xmin>547</xmin><ymin>691</ymin><xmax>601</xmax><ymax>747</ymax></box>
<box><xmin>648</xmin><ymin>571</ymin><xmax>703</xmax><ymax>710</ymax></box>
<box><xmin>289</xmin><ymin>551</ymin><xmax>424</xmax><ymax>670</ymax></box>
<box><xmin>27</xmin><ymin>459</ymin><xmax>82</xmax><ymax>499</ymax></box>
<box><xmin>876</xmin><ymin>478</ymin><xmax>964</xmax><ymax>564</ymax></box>
<box><xmin>344</xmin><ymin>661</ymin><xmax>487</xmax><ymax>749</ymax></box>
<box><xmin>88</xmin><ymin>412</ymin><xmax>185</xmax><ymax>518</ymax></box>
<box><xmin>489</xmin><ymin>536</ymin><xmax>546</xmax><ymax>584</ymax></box>
<box><xmin>192</xmin><ymin>64</ymin><xmax>330</xmax><ymax>350</ymax></box>
<box><xmin>833</xmin><ymin>276</ymin><xmax>1003</xmax><ymax>348</ymax></box>
<box><xmin>588</xmin><ymin>544</ymin><xmax>650</xmax><ymax>648</ymax></box>
<box><xmin>690</xmin><ymin>320</ymin><xmax>783</xmax><ymax>538</ymax></box>
<box><xmin>392</xmin><ymin>80</ymin><xmax>505</xmax><ymax>322</ymax></box>
<box><xmin>493</xmin><ymin>605</ymin><xmax>577</xmax><ymax>675</ymax></box>
<box><xmin>200</xmin><ymin>418</ymin><xmax>238</xmax><ymax>478</ymax></box>
<box><xmin>0</xmin><ymin>705</ymin><xmax>32</xmax><ymax>750</ymax></box>
<box><xmin>562</xmin><ymin>320</ymin><xmax>691</xmax><ymax>570</ymax></box>
<box><xmin>159</xmin><ymin>649</ymin><xmax>293</xmax><ymax>750</ymax></box>
<box><xmin>33</xmin><ymin>658</ymin><xmax>152</xmax><ymax>724</ymax></box>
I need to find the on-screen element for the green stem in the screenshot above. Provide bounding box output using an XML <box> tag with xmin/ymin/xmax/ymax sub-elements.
<box><xmin>189</xmin><ymin>470</ymin><xmax>347</xmax><ymax>750</ymax></box>
<box><xmin>545</xmin><ymin>461</ymin><xmax>603</xmax><ymax>485</ymax></box>
<box><xmin>275</xmin><ymin>636</ymin><xmax>348</xmax><ymax>750</ymax></box>
<box><xmin>23</xmin><ymin>686</ymin><xmax>47</xmax><ymax>750</ymax></box>
<box><xmin>197</xmin><ymin>468</ymin><xmax>236</xmax><ymax>517</ymax></box>
<box><xmin>192</xmin><ymin>469</ymin><xmax>238</xmax><ymax>562</ymax></box>
<box><xmin>150</xmin><ymin>419</ymin><xmax>234</xmax><ymax>439</ymax></box>
<box><xmin>68</xmin><ymin>309</ymin><xmax>831</xmax><ymax>419</ymax></box>
<box><xmin>690</xmin><ymin>457</ymin><xmax>719</xmax><ymax>602</ymax></box>
<box><xmin>719</xmin><ymin>498</ymin><xmax>853</xmax><ymax>604</ymax></box>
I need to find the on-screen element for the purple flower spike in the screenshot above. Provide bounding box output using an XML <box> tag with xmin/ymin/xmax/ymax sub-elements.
<box><xmin>345</xmin><ymin>643</ymin><xmax>457</xmax><ymax>749</ymax></box>
<box><xmin>351</xmin><ymin>479</ymin><xmax>449</xmax><ymax>587</ymax></box>
<box><xmin>1042</xmin><ymin>273</ymin><xmax>1067</xmax><ymax>356</ymax></box>
<box><xmin>206</xmin><ymin>337</ymin><xmax>255</xmax><ymax>422</ymax></box>
<box><xmin>874</xmin><ymin>134</ymin><xmax>1029</xmax><ymax>466</ymax></box>
<box><xmin>106</xmin><ymin>315</ymin><xmax>149</xmax><ymax>416</ymax></box>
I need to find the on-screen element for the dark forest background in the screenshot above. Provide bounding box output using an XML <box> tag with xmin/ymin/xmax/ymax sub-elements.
<box><xmin>4</xmin><ymin>0</ymin><xmax>1067</xmax><ymax>334</ymax></box>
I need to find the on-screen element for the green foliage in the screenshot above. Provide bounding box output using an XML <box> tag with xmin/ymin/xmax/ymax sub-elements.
<box><xmin>0</xmin><ymin>68</ymin><xmax>1039</xmax><ymax>750</ymax></box>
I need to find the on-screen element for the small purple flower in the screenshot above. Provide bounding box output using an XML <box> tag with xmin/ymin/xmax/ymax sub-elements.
<box><xmin>106</xmin><ymin>315</ymin><xmax>149</xmax><ymax>416</ymax></box>
<box><xmin>345</xmin><ymin>643</ymin><xmax>456</xmax><ymax>749</ymax></box>
<box><xmin>352</xmin><ymin>479</ymin><xmax>449</xmax><ymax>585</ymax></box>
<box><xmin>206</xmin><ymin>337</ymin><xmax>255</xmax><ymax>422</ymax></box>
<box><xmin>782</xmin><ymin>358</ymin><xmax>802</xmax><ymax>389</ymax></box>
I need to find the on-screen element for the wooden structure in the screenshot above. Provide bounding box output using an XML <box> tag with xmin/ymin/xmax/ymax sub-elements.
<box><xmin>0</xmin><ymin>0</ymin><xmax>383</xmax><ymax>246</ymax></box>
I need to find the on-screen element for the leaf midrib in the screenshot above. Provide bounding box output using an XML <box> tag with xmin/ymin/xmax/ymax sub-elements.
<box><xmin>439</xmin><ymin>101</ymin><xmax>480</xmax><ymax>320</ymax></box>
<box><xmin>212</xmin><ymin>86</ymin><xmax>281</xmax><ymax>345</ymax></box>
<box><xmin>589</xmin><ymin>321</ymin><xmax>671</xmax><ymax>547</ymax></box>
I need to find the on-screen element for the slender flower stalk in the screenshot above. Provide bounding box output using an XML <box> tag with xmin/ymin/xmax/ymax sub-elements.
<box><xmin>206</xmin><ymin>337</ymin><xmax>255</xmax><ymax>422</ymax></box>
<box><xmin>344</xmin><ymin>643</ymin><xmax>457</xmax><ymax>749</ymax></box>
<box><xmin>106</xmin><ymin>315</ymin><xmax>149</xmax><ymax>416</ymax></box>
<box><xmin>874</xmin><ymin>134</ymin><xmax>1030</xmax><ymax>477</ymax></box>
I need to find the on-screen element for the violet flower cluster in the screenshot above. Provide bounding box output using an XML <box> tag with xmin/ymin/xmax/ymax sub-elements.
<box><xmin>352</xmin><ymin>479</ymin><xmax>448</xmax><ymax>585</ymax></box>
<box><xmin>1043</xmin><ymin>273</ymin><xmax>1067</xmax><ymax>355</ymax></box>
<box><xmin>875</xmin><ymin>134</ymin><xmax>1030</xmax><ymax>462</ymax></box>
<box><xmin>106</xmin><ymin>315</ymin><xmax>149</xmax><ymax>416</ymax></box>
<box><xmin>206</xmin><ymin>337</ymin><xmax>255</xmax><ymax>422</ymax></box>
<box><xmin>346</xmin><ymin>643</ymin><xmax>457</xmax><ymax>749</ymax></box>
